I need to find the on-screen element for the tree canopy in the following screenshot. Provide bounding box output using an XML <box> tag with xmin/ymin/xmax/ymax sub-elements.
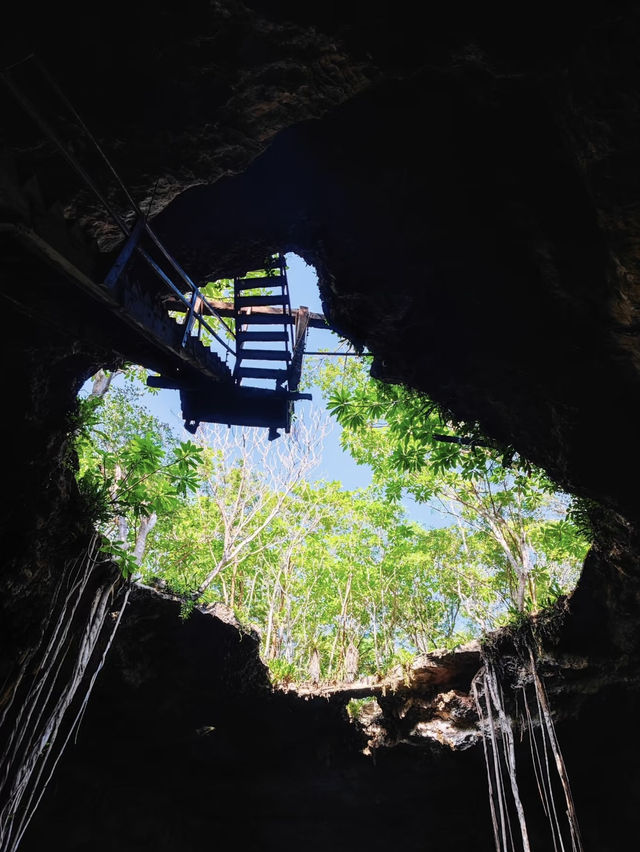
<box><xmin>315</xmin><ymin>356</ymin><xmax>587</xmax><ymax>620</ymax></box>
<box><xmin>75</xmin><ymin>360</ymin><xmax>588</xmax><ymax>685</ymax></box>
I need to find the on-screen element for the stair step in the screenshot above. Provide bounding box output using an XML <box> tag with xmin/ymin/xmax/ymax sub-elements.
<box><xmin>236</xmin><ymin>294</ymin><xmax>288</xmax><ymax>308</ymax></box>
<box><xmin>235</xmin><ymin>366</ymin><xmax>289</xmax><ymax>381</ymax></box>
<box><xmin>239</xmin><ymin>348</ymin><xmax>291</xmax><ymax>361</ymax></box>
<box><xmin>237</xmin><ymin>312</ymin><xmax>294</xmax><ymax>325</ymax></box>
<box><xmin>238</xmin><ymin>331</ymin><xmax>289</xmax><ymax>343</ymax></box>
<box><xmin>235</xmin><ymin>275</ymin><xmax>286</xmax><ymax>291</ymax></box>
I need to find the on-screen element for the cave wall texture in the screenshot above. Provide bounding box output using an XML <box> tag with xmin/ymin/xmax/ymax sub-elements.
<box><xmin>2</xmin><ymin>2</ymin><xmax>640</xmax><ymax>850</ymax></box>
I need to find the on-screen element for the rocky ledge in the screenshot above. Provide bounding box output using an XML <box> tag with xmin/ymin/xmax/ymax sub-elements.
<box><xmin>19</xmin><ymin>578</ymin><xmax>640</xmax><ymax>851</ymax></box>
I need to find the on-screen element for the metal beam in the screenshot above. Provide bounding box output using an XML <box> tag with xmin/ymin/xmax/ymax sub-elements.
<box><xmin>163</xmin><ymin>296</ymin><xmax>328</xmax><ymax>329</ymax></box>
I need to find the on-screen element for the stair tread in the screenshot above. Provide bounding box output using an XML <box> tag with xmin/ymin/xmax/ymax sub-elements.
<box><xmin>237</xmin><ymin>313</ymin><xmax>294</xmax><ymax>325</ymax></box>
<box><xmin>235</xmin><ymin>275</ymin><xmax>286</xmax><ymax>291</ymax></box>
<box><xmin>236</xmin><ymin>366</ymin><xmax>289</xmax><ymax>380</ymax></box>
<box><xmin>239</xmin><ymin>348</ymin><xmax>291</xmax><ymax>361</ymax></box>
<box><xmin>238</xmin><ymin>331</ymin><xmax>289</xmax><ymax>342</ymax></box>
<box><xmin>236</xmin><ymin>294</ymin><xmax>288</xmax><ymax>308</ymax></box>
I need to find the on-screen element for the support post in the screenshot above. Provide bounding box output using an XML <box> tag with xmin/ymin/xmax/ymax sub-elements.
<box><xmin>103</xmin><ymin>216</ymin><xmax>145</xmax><ymax>293</ymax></box>
<box><xmin>288</xmin><ymin>305</ymin><xmax>309</xmax><ymax>391</ymax></box>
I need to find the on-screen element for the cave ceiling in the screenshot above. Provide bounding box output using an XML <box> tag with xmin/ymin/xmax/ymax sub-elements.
<box><xmin>4</xmin><ymin>1</ymin><xmax>639</xmax><ymax>515</ymax></box>
<box><xmin>2</xmin><ymin>2</ymin><xmax>640</xmax><ymax>850</ymax></box>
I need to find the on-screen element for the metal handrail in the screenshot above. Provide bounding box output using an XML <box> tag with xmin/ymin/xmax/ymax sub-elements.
<box><xmin>1</xmin><ymin>57</ymin><xmax>236</xmax><ymax>359</ymax></box>
<box><xmin>142</xmin><ymin>222</ymin><xmax>236</xmax><ymax>340</ymax></box>
<box><xmin>279</xmin><ymin>254</ymin><xmax>296</xmax><ymax>361</ymax></box>
<box><xmin>34</xmin><ymin>57</ymin><xmax>237</xmax><ymax>344</ymax></box>
<box><xmin>141</xmin><ymin>251</ymin><xmax>235</xmax><ymax>357</ymax></box>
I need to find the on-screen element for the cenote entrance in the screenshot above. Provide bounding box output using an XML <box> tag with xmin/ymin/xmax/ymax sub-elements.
<box><xmin>6</xmin><ymin>11</ymin><xmax>639</xmax><ymax>847</ymax></box>
<box><xmin>77</xmin><ymin>253</ymin><xmax>588</xmax><ymax>689</ymax></box>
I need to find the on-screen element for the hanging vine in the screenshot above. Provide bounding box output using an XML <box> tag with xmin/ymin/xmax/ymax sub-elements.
<box><xmin>473</xmin><ymin>636</ymin><xmax>583</xmax><ymax>852</ymax></box>
<box><xmin>0</xmin><ymin>535</ymin><xmax>127</xmax><ymax>852</ymax></box>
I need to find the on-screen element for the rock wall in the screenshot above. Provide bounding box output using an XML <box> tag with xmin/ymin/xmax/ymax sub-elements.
<box><xmin>19</xmin><ymin>584</ymin><xmax>640</xmax><ymax>851</ymax></box>
<box><xmin>2</xmin><ymin>2</ymin><xmax>640</xmax><ymax>850</ymax></box>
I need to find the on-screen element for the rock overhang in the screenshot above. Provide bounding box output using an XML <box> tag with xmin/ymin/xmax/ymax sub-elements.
<box><xmin>3</xmin><ymin>4</ymin><xmax>640</xmax><ymax>849</ymax></box>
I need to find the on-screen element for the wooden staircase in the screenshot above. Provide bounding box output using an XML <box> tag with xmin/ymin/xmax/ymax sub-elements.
<box><xmin>233</xmin><ymin>255</ymin><xmax>294</xmax><ymax>387</ymax></box>
<box><xmin>1</xmin><ymin>57</ymin><xmax>314</xmax><ymax>439</ymax></box>
<box><xmin>178</xmin><ymin>255</ymin><xmax>312</xmax><ymax>438</ymax></box>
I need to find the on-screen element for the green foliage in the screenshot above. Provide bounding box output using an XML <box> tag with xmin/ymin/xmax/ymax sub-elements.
<box><xmin>74</xmin><ymin>370</ymin><xmax>202</xmax><ymax>579</ymax></box>
<box><xmin>76</xmin><ymin>356</ymin><xmax>590</xmax><ymax>688</ymax></box>
<box><xmin>79</xmin><ymin>428</ymin><xmax>201</xmax><ymax>523</ymax></box>
<box><xmin>389</xmin><ymin>647</ymin><xmax>416</xmax><ymax>669</ymax></box>
<box><xmin>72</xmin><ymin>395</ymin><xmax>114</xmax><ymax>525</ymax></box>
<box><xmin>179</xmin><ymin>598</ymin><xmax>196</xmax><ymax>621</ymax></box>
<box><xmin>324</xmin><ymin>361</ymin><xmax>503</xmax><ymax>478</ymax></box>
<box><xmin>142</xmin><ymin>476</ymin><xmax>479</xmax><ymax>682</ymax></box>
<box><xmin>268</xmin><ymin>658</ymin><xmax>297</xmax><ymax>686</ymax></box>
<box><xmin>346</xmin><ymin>697</ymin><xmax>378</xmax><ymax>721</ymax></box>
<box><xmin>566</xmin><ymin>496</ymin><xmax>598</xmax><ymax>543</ymax></box>
<box><xmin>317</xmin><ymin>356</ymin><xmax>589</xmax><ymax>620</ymax></box>
<box><xmin>99</xmin><ymin>539</ymin><xmax>139</xmax><ymax>580</ymax></box>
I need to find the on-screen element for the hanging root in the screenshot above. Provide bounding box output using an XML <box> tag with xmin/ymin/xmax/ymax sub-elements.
<box><xmin>527</xmin><ymin>647</ymin><xmax>583</xmax><ymax>852</ymax></box>
<box><xmin>473</xmin><ymin>664</ymin><xmax>529</xmax><ymax>852</ymax></box>
<box><xmin>473</xmin><ymin>640</ymin><xmax>583</xmax><ymax>852</ymax></box>
<box><xmin>0</xmin><ymin>535</ymin><xmax>128</xmax><ymax>852</ymax></box>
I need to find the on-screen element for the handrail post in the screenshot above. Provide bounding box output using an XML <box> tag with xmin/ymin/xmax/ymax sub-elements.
<box><xmin>182</xmin><ymin>289</ymin><xmax>199</xmax><ymax>347</ymax></box>
<box><xmin>104</xmin><ymin>216</ymin><xmax>145</xmax><ymax>292</ymax></box>
<box><xmin>142</xmin><ymin>222</ymin><xmax>236</xmax><ymax>340</ymax></box>
<box><xmin>289</xmin><ymin>305</ymin><xmax>309</xmax><ymax>391</ymax></box>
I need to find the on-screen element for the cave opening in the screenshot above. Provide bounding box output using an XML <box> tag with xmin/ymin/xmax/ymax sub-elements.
<box><xmin>75</xmin><ymin>249</ymin><xmax>588</xmax><ymax>694</ymax></box>
<box><xmin>3</xmin><ymin>7</ymin><xmax>640</xmax><ymax>849</ymax></box>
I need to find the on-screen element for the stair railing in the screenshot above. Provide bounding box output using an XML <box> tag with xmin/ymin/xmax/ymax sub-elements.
<box><xmin>1</xmin><ymin>56</ymin><xmax>237</xmax><ymax>363</ymax></box>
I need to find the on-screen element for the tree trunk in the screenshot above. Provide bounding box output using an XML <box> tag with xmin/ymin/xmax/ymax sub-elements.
<box><xmin>133</xmin><ymin>513</ymin><xmax>157</xmax><ymax>566</ymax></box>
<box><xmin>89</xmin><ymin>369</ymin><xmax>120</xmax><ymax>400</ymax></box>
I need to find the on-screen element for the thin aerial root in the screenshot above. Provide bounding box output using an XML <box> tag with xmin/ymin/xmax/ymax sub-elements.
<box><xmin>527</xmin><ymin>647</ymin><xmax>583</xmax><ymax>852</ymax></box>
<box><xmin>473</xmin><ymin>675</ymin><xmax>502</xmax><ymax>852</ymax></box>
<box><xmin>0</xmin><ymin>538</ymin><xmax>127</xmax><ymax>852</ymax></box>
<box><xmin>475</xmin><ymin>644</ymin><xmax>583</xmax><ymax>852</ymax></box>
<box><xmin>485</xmin><ymin>665</ymin><xmax>531</xmax><ymax>852</ymax></box>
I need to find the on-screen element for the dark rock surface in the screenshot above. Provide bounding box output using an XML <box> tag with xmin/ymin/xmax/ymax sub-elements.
<box><xmin>2</xmin><ymin>2</ymin><xmax>640</xmax><ymax>850</ymax></box>
<box><xmin>17</xmin><ymin>587</ymin><xmax>492</xmax><ymax>851</ymax></box>
<box><xmin>18</xmin><ymin>584</ymin><xmax>640</xmax><ymax>852</ymax></box>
